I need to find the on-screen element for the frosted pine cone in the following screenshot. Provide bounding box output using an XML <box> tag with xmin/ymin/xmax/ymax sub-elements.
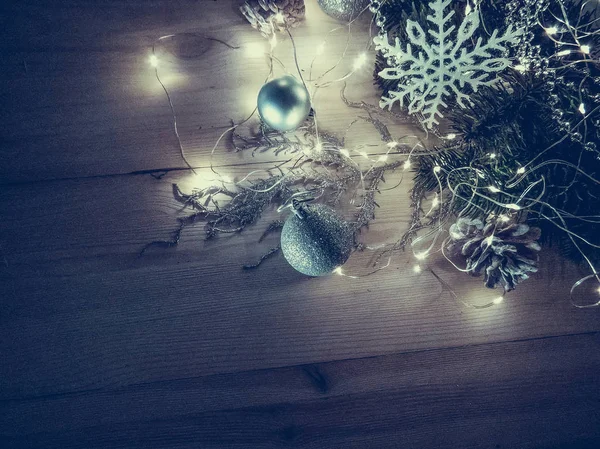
<box><xmin>447</xmin><ymin>216</ymin><xmax>541</xmax><ymax>291</ymax></box>
<box><xmin>241</xmin><ymin>0</ymin><xmax>305</xmax><ymax>37</ymax></box>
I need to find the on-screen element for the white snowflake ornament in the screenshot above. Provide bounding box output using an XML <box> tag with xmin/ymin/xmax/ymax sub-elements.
<box><xmin>373</xmin><ymin>0</ymin><xmax>522</xmax><ymax>129</ymax></box>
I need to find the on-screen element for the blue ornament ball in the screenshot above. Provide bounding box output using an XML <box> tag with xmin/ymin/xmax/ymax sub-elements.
<box><xmin>257</xmin><ymin>75</ymin><xmax>311</xmax><ymax>132</ymax></box>
<box><xmin>281</xmin><ymin>204</ymin><xmax>354</xmax><ymax>276</ymax></box>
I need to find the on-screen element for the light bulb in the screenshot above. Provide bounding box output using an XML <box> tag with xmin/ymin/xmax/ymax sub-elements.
<box><xmin>488</xmin><ymin>186</ymin><xmax>500</xmax><ymax>193</ymax></box>
<box><xmin>514</xmin><ymin>64</ymin><xmax>527</xmax><ymax>73</ymax></box>
<box><xmin>149</xmin><ymin>54</ymin><xmax>159</xmax><ymax>67</ymax></box>
<box><xmin>505</xmin><ymin>203</ymin><xmax>521</xmax><ymax>210</ymax></box>
<box><xmin>493</xmin><ymin>296</ymin><xmax>504</xmax><ymax>305</ymax></box>
<box><xmin>413</xmin><ymin>265</ymin><xmax>422</xmax><ymax>273</ymax></box>
<box><xmin>403</xmin><ymin>159</ymin><xmax>411</xmax><ymax>170</ymax></box>
<box><xmin>353</xmin><ymin>53</ymin><xmax>368</xmax><ymax>70</ymax></box>
<box><xmin>579</xmin><ymin>103</ymin><xmax>586</xmax><ymax>115</ymax></box>
<box><xmin>517</xmin><ymin>167</ymin><xmax>526</xmax><ymax>174</ymax></box>
<box><xmin>433</xmin><ymin>165</ymin><xmax>442</xmax><ymax>174</ymax></box>
<box><xmin>546</xmin><ymin>26</ymin><xmax>558</xmax><ymax>35</ymax></box>
<box><xmin>581</xmin><ymin>45</ymin><xmax>591</xmax><ymax>55</ymax></box>
<box><xmin>246</xmin><ymin>42</ymin><xmax>265</xmax><ymax>57</ymax></box>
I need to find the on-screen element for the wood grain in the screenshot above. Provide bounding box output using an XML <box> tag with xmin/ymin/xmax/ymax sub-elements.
<box><xmin>0</xmin><ymin>0</ymin><xmax>397</xmax><ymax>183</ymax></box>
<box><xmin>1</xmin><ymin>333</ymin><xmax>599</xmax><ymax>448</ymax></box>
<box><xmin>1</xmin><ymin>169</ymin><xmax>598</xmax><ymax>402</ymax></box>
<box><xmin>1</xmin><ymin>1</ymin><xmax>600</xmax><ymax>448</ymax></box>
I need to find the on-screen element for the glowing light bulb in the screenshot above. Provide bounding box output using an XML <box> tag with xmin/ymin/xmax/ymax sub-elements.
<box><xmin>433</xmin><ymin>165</ymin><xmax>442</xmax><ymax>174</ymax></box>
<box><xmin>413</xmin><ymin>265</ymin><xmax>422</xmax><ymax>274</ymax></box>
<box><xmin>505</xmin><ymin>203</ymin><xmax>521</xmax><ymax>210</ymax></box>
<box><xmin>514</xmin><ymin>64</ymin><xmax>527</xmax><ymax>73</ymax></box>
<box><xmin>557</xmin><ymin>49</ymin><xmax>571</xmax><ymax>56</ymax></box>
<box><xmin>596</xmin><ymin>286</ymin><xmax>600</xmax><ymax>295</ymax></box>
<box><xmin>353</xmin><ymin>53</ymin><xmax>368</xmax><ymax>70</ymax></box>
<box><xmin>546</xmin><ymin>26</ymin><xmax>558</xmax><ymax>35</ymax></box>
<box><xmin>498</xmin><ymin>214</ymin><xmax>510</xmax><ymax>223</ymax></box>
<box><xmin>340</xmin><ymin>148</ymin><xmax>350</xmax><ymax>157</ymax></box>
<box><xmin>149</xmin><ymin>54</ymin><xmax>159</xmax><ymax>67</ymax></box>
<box><xmin>489</xmin><ymin>153</ymin><xmax>496</xmax><ymax>159</ymax></box>
<box><xmin>581</xmin><ymin>45</ymin><xmax>591</xmax><ymax>55</ymax></box>
<box><xmin>488</xmin><ymin>186</ymin><xmax>500</xmax><ymax>193</ymax></box>
<box><xmin>415</xmin><ymin>252</ymin><xmax>428</xmax><ymax>261</ymax></box>
<box><xmin>378</xmin><ymin>155</ymin><xmax>388</xmax><ymax>162</ymax></box>
<box><xmin>517</xmin><ymin>167</ymin><xmax>526</xmax><ymax>174</ymax></box>
<box><xmin>579</xmin><ymin>103</ymin><xmax>586</xmax><ymax>115</ymax></box>
<box><xmin>246</xmin><ymin>42</ymin><xmax>265</xmax><ymax>57</ymax></box>
<box><xmin>446</xmin><ymin>133</ymin><xmax>457</xmax><ymax>140</ymax></box>
<box><xmin>316</xmin><ymin>42</ymin><xmax>326</xmax><ymax>55</ymax></box>
<box><xmin>403</xmin><ymin>159</ymin><xmax>412</xmax><ymax>170</ymax></box>
<box><xmin>493</xmin><ymin>296</ymin><xmax>504</xmax><ymax>305</ymax></box>
<box><xmin>334</xmin><ymin>267</ymin><xmax>344</xmax><ymax>275</ymax></box>
<box><xmin>485</xmin><ymin>235</ymin><xmax>494</xmax><ymax>246</ymax></box>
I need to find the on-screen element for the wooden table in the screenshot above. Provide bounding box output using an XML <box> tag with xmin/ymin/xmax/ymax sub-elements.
<box><xmin>1</xmin><ymin>1</ymin><xmax>599</xmax><ymax>447</ymax></box>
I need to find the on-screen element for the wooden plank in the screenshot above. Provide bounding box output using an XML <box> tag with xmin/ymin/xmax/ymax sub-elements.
<box><xmin>1</xmin><ymin>332</ymin><xmax>599</xmax><ymax>448</ymax></box>
<box><xmin>0</xmin><ymin>0</ymin><xmax>406</xmax><ymax>183</ymax></box>
<box><xmin>1</xmin><ymin>169</ymin><xmax>599</xmax><ymax>400</ymax></box>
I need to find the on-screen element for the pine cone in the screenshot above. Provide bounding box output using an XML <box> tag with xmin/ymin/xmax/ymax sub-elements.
<box><xmin>447</xmin><ymin>216</ymin><xmax>542</xmax><ymax>291</ymax></box>
<box><xmin>241</xmin><ymin>0</ymin><xmax>305</xmax><ymax>37</ymax></box>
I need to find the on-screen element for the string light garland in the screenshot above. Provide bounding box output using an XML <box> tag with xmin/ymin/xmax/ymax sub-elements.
<box><xmin>142</xmin><ymin>0</ymin><xmax>600</xmax><ymax>308</ymax></box>
<box><xmin>150</xmin><ymin>36</ymin><xmax>197</xmax><ymax>174</ymax></box>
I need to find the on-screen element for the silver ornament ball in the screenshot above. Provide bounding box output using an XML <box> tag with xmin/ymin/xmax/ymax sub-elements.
<box><xmin>317</xmin><ymin>0</ymin><xmax>371</xmax><ymax>22</ymax></box>
<box><xmin>281</xmin><ymin>203</ymin><xmax>354</xmax><ymax>276</ymax></box>
<box><xmin>257</xmin><ymin>75</ymin><xmax>311</xmax><ymax>132</ymax></box>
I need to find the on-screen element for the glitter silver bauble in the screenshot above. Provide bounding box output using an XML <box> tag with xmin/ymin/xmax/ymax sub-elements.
<box><xmin>281</xmin><ymin>203</ymin><xmax>354</xmax><ymax>276</ymax></box>
<box><xmin>257</xmin><ymin>75</ymin><xmax>311</xmax><ymax>132</ymax></box>
<box><xmin>317</xmin><ymin>0</ymin><xmax>370</xmax><ymax>22</ymax></box>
